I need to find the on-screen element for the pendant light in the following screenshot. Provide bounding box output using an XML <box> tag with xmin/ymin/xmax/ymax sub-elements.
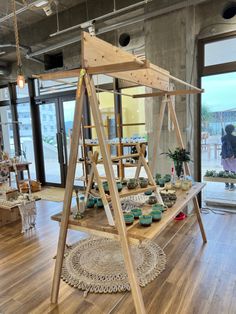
<box><xmin>12</xmin><ymin>0</ymin><xmax>25</xmax><ymax>89</ymax></box>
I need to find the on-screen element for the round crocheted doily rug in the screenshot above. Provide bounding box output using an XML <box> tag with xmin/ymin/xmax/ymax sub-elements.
<box><xmin>61</xmin><ymin>236</ymin><xmax>166</xmax><ymax>294</ymax></box>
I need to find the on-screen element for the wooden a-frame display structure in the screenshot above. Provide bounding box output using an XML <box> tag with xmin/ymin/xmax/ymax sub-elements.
<box><xmin>37</xmin><ymin>32</ymin><xmax>206</xmax><ymax>314</ymax></box>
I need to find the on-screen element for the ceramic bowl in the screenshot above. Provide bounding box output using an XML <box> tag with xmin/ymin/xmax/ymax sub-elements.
<box><xmin>152</xmin><ymin>204</ymin><xmax>165</xmax><ymax>212</ymax></box>
<box><xmin>151</xmin><ymin>209</ymin><xmax>162</xmax><ymax>221</ymax></box>
<box><xmin>121</xmin><ymin>179</ymin><xmax>127</xmax><ymax>186</ymax></box>
<box><xmin>144</xmin><ymin>190</ymin><xmax>152</xmax><ymax>195</ymax></box>
<box><xmin>123</xmin><ymin>213</ymin><xmax>134</xmax><ymax>225</ymax></box>
<box><xmin>169</xmin><ymin>194</ymin><xmax>177</xmax><ymax>200</ymax></box>
<box><xmin>181</xmin><ymin>181</ymin><xmax>190</xmax><ymax>191</ymax></box>
<box><xmin>175</xmin><ymin>180</ymin><xmax>182</xmax><ymax>189</ymax></box>
<box><xmin>148</xmin><ymin>195</ymin><xmax>157</xmax><ymax>205</ymax></box>
<box><xmin>102</xmin><ymin>181</ymin><xmax>110</xmax><ymax>194</ymax></box>
<box><xmin>163</xmin><ymin>174</ymin><xmax>171</xmax><ymax>182</ymax></box>
<box><xmin>86</xmin><ymin>198</ymin><xmax>95</xmax><ymax>208</ymax></box>
<box><xmin>96</xmin><ymin>198</ymin><xmax>104</xmax><ymax>208</ymax></box>
<box><xmin>165</xmin><ymin>182</ymin><xmax>173</xmax><ymax>189</ymax></box>
<box><xmin>158</xmin><ymin>178</ymin><xmax>165</xmax><ymax>187</ymax></box>
<box><xmin>139</xmin><ymin>177</ymin><xmax>145</xmax><ymax>181</ymax></box>
<box><xmin>127</xmin><ymin>178</ymin><xmax>138</xmax><ymax>189</ymax></box>
<box><xmin>165</xmin><ymin>201</ymin><xmax>173</xmax><ymax>208</ymax></box>
<box><xmin>116</xmin><ymin>181</ymin><xmax>123</xmax><ymax>192</ymax></box>
<box><xmin>139</xmin><ymin>178</ymin><xmax>148</xmax><ymax>188</ymax></box>
<box><xmin>139</xmin><ymin>215</ymin><xmax>153</xmax><ymax>226</ymax></box>
<box><xmin>131</xmin><ymin>208</ymin><xmax>142</xmax><ymax>219</ymax></box>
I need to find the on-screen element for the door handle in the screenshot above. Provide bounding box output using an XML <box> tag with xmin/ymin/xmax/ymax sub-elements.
<box><xmin>56</xmin><ymin>132</ymin><xmax>64</xmax><ymax>164</ymax></box>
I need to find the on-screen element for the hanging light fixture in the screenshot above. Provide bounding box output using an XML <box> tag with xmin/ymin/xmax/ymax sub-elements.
<box><xmin>12</xmin><ymin>0</ymin><xmax>25</xmax><ymax>89</ymax></box>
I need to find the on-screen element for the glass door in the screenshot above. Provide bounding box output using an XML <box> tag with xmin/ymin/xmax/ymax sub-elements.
<box><xmin>39</xmin><ymin>100</ymin><xmax>65</xmax><ymax>185</ymax></box>
<box><xmin>61</xmin><ymin>97</ymin><xmax>84</xmax><ymax>186</ymax></box>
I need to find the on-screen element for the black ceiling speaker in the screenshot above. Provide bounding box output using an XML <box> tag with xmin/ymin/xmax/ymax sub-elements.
<box><xmin>119</xmin><ymin>33</ymin><xmax>131</xmax><ymax>47</ymax></box>
<box><xmin>222</xmin><ymin>1</ymin><xmax>236</xmax><ymax>19</ymax></box>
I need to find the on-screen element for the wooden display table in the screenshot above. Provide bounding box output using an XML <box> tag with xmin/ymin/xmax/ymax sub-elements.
<box><xmin>51</xmin><ymin>182</ymin><xmax>206</xmax><ymax>243</ymax></box>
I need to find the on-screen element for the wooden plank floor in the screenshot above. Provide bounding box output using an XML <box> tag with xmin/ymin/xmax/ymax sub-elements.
<box><xmin>1</xmin><ymin>200</ymin><xmax>236</xmax><ymax>314</ymax></box>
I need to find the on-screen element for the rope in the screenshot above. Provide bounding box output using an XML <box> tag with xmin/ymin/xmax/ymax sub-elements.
<box><xmin>12</xmin><ymin>0</ymin><xmax>22</xmax><ymax>68</ymax></box>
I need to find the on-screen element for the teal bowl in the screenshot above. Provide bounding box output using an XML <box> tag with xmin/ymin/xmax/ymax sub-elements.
<box><xmin>158</xmin><ymin>179</ymin><xmax>165</xmax><ymax>187</ymax></box>
<box><xmin>131</xmin><ymin>208</ymin><xmax>142</xmax><ymax>219</ymax></box>
<box><xmin>152</xmin><ymin>204</ymin><xmax>165</xmax><ymax>212</ymax></box>
<box><xmin>123</xmin><ymin>213</ymin><xmax>134</xmax><ymax>225</ymax></box>
<box><xmin>96</xmin><ymin>198</ymin><xmax>103</xmax><ymax>208</ymax></box>
<box><xmin>139</xmin><ymin>215</ymin><xmax>153</xmax><ymax>227</ymax></box>
<box><xmin>86</xmin><ymin>198</ymin><xmax>95</xmax><ymax>208</ymax></box>
<box><xmin>144</xmin><ymin>189</ymin><xmax>152</xmax><ymax>195</ymax></box>
<box><xmin>151</xmin><ymin>209</ymin><xmax>162</xmax><ymax>221</ymax></box>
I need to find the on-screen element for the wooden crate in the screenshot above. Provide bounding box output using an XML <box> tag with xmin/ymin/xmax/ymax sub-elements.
<box><xmin>0</xmin><ymin>206</ymin><xmax>20</xmax><ymax>227</ymax></box>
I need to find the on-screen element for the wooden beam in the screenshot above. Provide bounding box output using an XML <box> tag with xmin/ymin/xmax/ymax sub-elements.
<box><xmin>87</xmin><ymin>60</ymin><xmax>148</xmax><ymax>75</ymax></box>
<box><xmin>82</xmin><ymin>31</ymin><xmax>145</xmax><ymax>68</ymax></box>
<box><xmin>133</xmin><ymin>89</ymin><xmax>204</xmax><ymax>98</ymax></box>
<box><xmin>33</xmin><ymin>68</ymin><xmax>82</xmax><ymax>80</ymax></box>
<box><xmin>108</xmin><ymin>67</ymin><xmax>170</xmax><ymax>91</ymax></box>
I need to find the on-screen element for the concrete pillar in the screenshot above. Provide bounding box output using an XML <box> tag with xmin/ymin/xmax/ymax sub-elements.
<box><xmin>145</xmin><ymin>8</ymin><xmax>187</xmax><ymax>176</ymax></box>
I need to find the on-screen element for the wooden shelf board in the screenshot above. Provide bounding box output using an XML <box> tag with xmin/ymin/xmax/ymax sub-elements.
<box><xmin>90</xmin><ymin>184</ymin><xmax>157</xmax><ymax>200</ymax></box>
<box><xmin>51</xmin><ymin>182</ymin><xmax>205</xmax><ymax>242</ymax></box>
<box><xmin>84</xmin><ymin>141</ymin><xmax>147</xmax><ymax>147</ymax></box>
<box><xmin>203</xmin><ymin>176</ymin><xmax>236</xmax><ymax>183</ymax></box>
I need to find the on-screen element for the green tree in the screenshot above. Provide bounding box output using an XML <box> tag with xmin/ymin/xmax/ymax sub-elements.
<box><xmin>201</xmin><ymin>104</ymin><xmax>212</xmax><ymax>131</ymax></box>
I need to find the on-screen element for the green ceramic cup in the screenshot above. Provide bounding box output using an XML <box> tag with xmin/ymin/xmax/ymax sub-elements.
<box><xmin>158</xmin><ymin>178</ymin><xmax>165</xmax><ymax>187</ymax></box>
<box><xmin>123</xmin><ymin>213</ymin><xmax>134</xmax><ymax>225</ymax></box>
<box><xmin>131</xmin><ymin>208</ymin><xmax>142</xmax><ymax>219</ymax></box>
<box><xmin>139</xmin><ymin>214</ymin><xmax>153</xmax><ymax>226</ymax></box>
<box><xmin>151</xmin><ymin>209</ymin><xmax>162</xmax><ymax>221</ymax></box>
<box><xmin>96</xmin><ymin>198</ymin><xmax>103</xmax><ymax>208</ymax></box>
<box><xmin>86</xmin><ymin>198</ymin><xmax>95</xmax><ymax>208</ymax></box>
<box><xmin>152</xmin><ymin>204</ymin><xmax>164</xmax><ymax>212</ymax></box>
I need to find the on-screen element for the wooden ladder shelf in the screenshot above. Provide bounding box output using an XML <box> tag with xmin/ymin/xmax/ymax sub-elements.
<box><xmin>36</xmin><ymin>32</ymin><xmax>206</xmax><ymax>314</ymax></box>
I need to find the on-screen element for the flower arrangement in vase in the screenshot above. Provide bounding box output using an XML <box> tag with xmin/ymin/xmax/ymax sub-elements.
<box><xmin>162</xmin><ymin>147</ymin><xmax>191</xmax><ymax>178</ymax></box>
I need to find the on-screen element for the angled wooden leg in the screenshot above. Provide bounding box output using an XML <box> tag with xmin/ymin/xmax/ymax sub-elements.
<box><xmin>85</xmin><ymin>74</ymin><xmax>146</xmax><ymax>314</ymax></box>
<box><xmin>89</xmin><ymin>151</ymin><xmax>115</xmax><ymax>226</ymax></box>
<box><xmin>51</xmin><ymin>73</ymin><xmax>86</xmax><ymax>304</ymax></box>
<box><xmin>134</xmin><ymin>157</ymin><xmax>142</xmax><ymax>179</ymax></box>
<box><xmin>193</xmin><ymin>196</ymin><xmax>207</xmax><ymax>243</ymax></box>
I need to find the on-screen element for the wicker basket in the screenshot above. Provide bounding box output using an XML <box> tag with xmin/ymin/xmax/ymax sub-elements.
<box><xmin>19</xmin><ymin>181</ymin><xmax>42</xmax><ymax>193</ymax></box>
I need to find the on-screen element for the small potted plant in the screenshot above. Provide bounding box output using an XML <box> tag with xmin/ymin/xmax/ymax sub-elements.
<box><xmin>162</xmin><ymin>147</ymin><xmax>191</xmax><ymax>178</ymax></box>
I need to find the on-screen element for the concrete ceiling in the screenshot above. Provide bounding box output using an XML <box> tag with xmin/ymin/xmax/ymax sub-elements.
<box><xmin>0</xmin><ymin>0</ymin><xmax>213</xmax><ymax>84</ymax></box>
<box><xmin>0</xmin><ymin>0</ymin><xmax>86</xmax><ymax>35</ymax></box>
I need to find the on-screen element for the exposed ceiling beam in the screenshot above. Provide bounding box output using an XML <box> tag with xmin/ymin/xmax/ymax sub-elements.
<box><xmin>26</xmin><ymin>0</ymin><xmax>210</xmax><ymax>58</ymax></box>
<box><xmin>0</xmin><ymin>0</ymin><xmax>47</xmax><ymax>23</ymax></box>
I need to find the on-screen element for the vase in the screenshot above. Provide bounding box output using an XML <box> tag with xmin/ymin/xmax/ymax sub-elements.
<box><xmin>174</xmin><ymin>160</ymin><xmax>183</xmax><ymax>178</ymax></box>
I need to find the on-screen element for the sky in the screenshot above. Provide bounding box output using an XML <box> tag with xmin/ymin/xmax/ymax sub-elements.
<box><xmin>202</xmin><ymin>72</ymin><xmax>236</xmax><ymax>112</ymax></box>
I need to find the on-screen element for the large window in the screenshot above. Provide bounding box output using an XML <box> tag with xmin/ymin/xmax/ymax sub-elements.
<box><xmin>0</xmin><ymin>106</ymin><xmax>15</xmax><ymax>157</ymax></box>
<box><xmin>204</xmin><ymin>37</ymin><xmax>236</xmax><ymax>67</ymax></box>
<box><xmin>17</xmin><ymin>103</ymin><xmax>36</xmax><ymax>179</ymax></box>
<box><xmin>200</xmin><ymin>34</ymin><xmax>236</xmax><ymax>204</ymax></box>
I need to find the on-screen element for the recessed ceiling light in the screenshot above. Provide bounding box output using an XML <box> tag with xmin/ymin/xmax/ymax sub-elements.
<box><xmin>222</xmin><ymin>1</ymin><xmax>236</xmax><ymax>19</ymax></box>
<box><xmin>0</xmin><ymin>51</ymin><xmax>6</xmax><ymax>56</ymax></box>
